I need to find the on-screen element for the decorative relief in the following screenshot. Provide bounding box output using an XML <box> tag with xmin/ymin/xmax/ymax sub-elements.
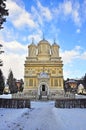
<box><xmin>25</xmin><ymin>71</ymin><xmax>28</xmax><ymax>74</ymax></box>
<box><xmin>59</xmin><ymin>70</ymin><xmax>62</xmax><ymax>74</ymax></box>
<box><xmin>38</xmin><ymin>72</ymin><xmax>49</xmax><ymax>78</ymax></box>
<box><xmin>52</xmin><ymin>70</ymin><xmax>56</xmax><ymax>74</ymax></box>
<box><xmin>28</xmin><ymin>70</ymin><xmax>33</xmax><ymax>76</ymax></box>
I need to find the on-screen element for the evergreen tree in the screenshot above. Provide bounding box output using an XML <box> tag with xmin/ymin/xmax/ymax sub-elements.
<box><xmin>7</xmin><ymin>70</ymin><xmax>17</xmax><ymax>93</ymax></box>
<box><xmin>0</xmin><ymin>44</ymin><xmax>4</xmax><ymax>66</ymax></box>
<box><xmin>0</xmin><ymin>0</ymin><xmax>9</xmax><ymax>29</ymax></box>
<box><xmin>0</xmin><ymin>69</ymin><xmax>5</xmax><ymax>94</ymax></box>
<box><xmin>0</xmin><ymin>0</ymin><xmax>8</xmax><ymax>65</ymax></box>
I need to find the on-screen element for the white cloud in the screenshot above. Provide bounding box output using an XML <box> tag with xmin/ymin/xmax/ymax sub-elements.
<box><xmin>63</xmin><ymin>69</ymin><xmax>72</xmax><ymax>79</ymax></box>
<box><xmin>53</xmin><ymin>0</ymin><xmax>81</xmax><ymax>26</ymax></box>
<box><xmin>31</xmin><ymin>6</ymin><xmax>43</xmax><ymax>26</ymax></box>
<box><xmin>61</xmin><ymin>1</ymin><xmax>72</xmax><ymax>15</ymax></box>
<box><xmin>1</xmin><ymin>53</ymin><xmax>25</xmax><ymax>80</ymax></box>
<box><xmin>61</xmin><ymin>50</ymin><xmax>79</xmax><ymax>64</ymax></box>
<box><xmin>76</xmin><ymin>29</ymin><xmax>80</xmax><ymax>33</ymax></box>
<box><xmin>0</xmin><ymin>40</ymin><xmax>27</xmax><ymax>80</ymax></box>
<box><xmin>5</xmin><ymin>0</ymin><xmax>86</xmax><ymax>29</ymax></box>
<box><xmin>6</xmin><ymin>0</ymin><xmax>37</xmax><ymax>28</ymax></box>
<box><xmin>72</xmin><ymin>9</ymin><xmax>81</xmax><ymax>26</ymax></box>
<box><xmin>1</xmin><ymin>40</ymin><xmax>27</xmax><ymax>54</ymax></box>
<box><xmin>81</xmin><ymin>52</ymin><xmax>86</xmax><ymax>60</ymax></box>
<box><xmin>0</xmin><ymin>27</ymin><xmax>17</xmax><ymax>41</ymax></box>
<box><xmin>37</xmin><ymin>0</ymin><xmax>52</xmax><ymax>21</ymax></box>
<box><xmin>81</xmin><ymin>0</ymin><xmax>86</xmax><ymax>22</ymax></box>
<box><xmin>27</xmin><ymin>29</ymin><xmax>43</xmax><ymax>43</ymax></box>
<box><xmin>60</xmin><ymin>46</ymin><xmax>86</xmax><ymax>79</ymax></box>
<box><xmin>28</xmin><ymin>34</ymin><xmax>41</xmax><ymax>43</ymax></box>
<box><xmin>60</xmin><ymin>46</ymin><xmax>83</xmax><ymax>64</ymax></box>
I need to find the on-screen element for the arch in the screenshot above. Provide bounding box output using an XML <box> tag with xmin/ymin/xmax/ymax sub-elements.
<box><xmin>38</xmin><ymin>82</ymin><xmax>49</xmax><ymax>96</ymax></box>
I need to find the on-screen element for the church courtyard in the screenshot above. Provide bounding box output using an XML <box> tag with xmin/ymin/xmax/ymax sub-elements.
<box><xmin>0</xmin><ymin>101</ymin><xmax>86</xmax><ymax>130</ymax></box>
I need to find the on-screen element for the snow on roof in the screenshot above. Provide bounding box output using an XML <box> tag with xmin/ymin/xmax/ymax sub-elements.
<box><xmin>66</xmin><ymin>79</ymin><xmax>77</xmax><ymax>83</ymax></box>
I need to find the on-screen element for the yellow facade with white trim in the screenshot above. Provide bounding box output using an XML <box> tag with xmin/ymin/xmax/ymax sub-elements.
<box><xmin>24</xmin><ymin>39</ymin><xmax>64</xmax><ymax>99</ymax></box>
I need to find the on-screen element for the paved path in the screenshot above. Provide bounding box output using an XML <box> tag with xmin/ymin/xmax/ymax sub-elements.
<box><xmin>9</xmin><ymin>101</ymin><xmax>63</xmax><ymax>130</ymax></box>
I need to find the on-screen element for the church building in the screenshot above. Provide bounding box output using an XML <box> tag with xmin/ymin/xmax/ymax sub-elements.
<box><xmin>24</xmin><ymin>38</ymin><xmax>64</xmax><ymax>99</ymax></box>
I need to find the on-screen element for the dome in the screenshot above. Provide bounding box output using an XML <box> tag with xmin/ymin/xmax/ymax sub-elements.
<box><xmin>38</xmin><ymin>39</ymin><xmax>50</xmax><ymax>45</ymax></box>
<box><xmin>38</xmin><ymin>39</ymin><xmax>51</xmax><ymax>55</ymax></box>
<box><xmin>28</xmin><ymin>38</ymin><xmax>36</xmax><ymax>48</ymax></box>
<box><xmin>28</xmin><ymin>42</ymin><xmax>36</xmax><ymax>48</ymax></box>
<box><xmin>52</xmin><ymin>42</ymin><xmax>59</xmax><ymax>48</ymax></box>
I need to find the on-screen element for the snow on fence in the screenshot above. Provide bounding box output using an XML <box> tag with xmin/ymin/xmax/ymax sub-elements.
<box><xmin>55</xmin><ymin>98</ymin><xmax>86</xmax><ymax>108</ymax></box>
<box><xmin>0</xmin><ymin>98</ymin><xmax>31</xmax><ymax>108</ymax></box>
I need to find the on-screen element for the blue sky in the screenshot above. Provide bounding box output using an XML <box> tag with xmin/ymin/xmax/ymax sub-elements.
<box><xmin>0</xmin><ymin>0</ymin><xmax>86</xmax><ymax>80</ymax></box>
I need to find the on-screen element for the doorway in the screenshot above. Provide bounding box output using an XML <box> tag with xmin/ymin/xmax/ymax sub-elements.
<box><xmin>41</xmin><ymin>84</ymin><xmax>47</xmax><ymax>96</ymax></box>
<box><xmin>42</xmin><ymin>85</ymin><xmax>45</xmax><ymax>91</ymax></box>
<box><xmin>38</xmin><ymin>82</ymin><xmax>49</xmax><ymax>99</ymax></box>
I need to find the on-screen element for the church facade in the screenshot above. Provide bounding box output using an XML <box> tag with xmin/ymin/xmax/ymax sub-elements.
<box><xmin>24</xmin><ymin>38</ymin><xmax>64</xmax><ymax>99</ymax></box>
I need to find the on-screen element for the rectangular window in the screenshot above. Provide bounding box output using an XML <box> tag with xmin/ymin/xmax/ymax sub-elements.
<box><xmin>59</xmin><ymin>79</ymin><xmax>61</xmax><ymax>86</ymax></box>
<box><xmin>51</xmin><ymin>78</ymin><xmax>53</xmax><ymax>86</ymax></box>
<box><xmin>29</xmin><ymin>79</ymin><xmax>33</xmax><ymax>86</ymax></box>
<box><xmin>26</xmin><ymin>81</ymin><xmax>28</xmax><ymax>86</ymax></box>
<box><xmin>54</xmin><ymin>79</ymin><xmax>58</xmax><ymax>86</ymax></box>
<box><xmin>34</xmin><ymin>79</ymin><xmax>36</xmax><ymax>86</ymax></box>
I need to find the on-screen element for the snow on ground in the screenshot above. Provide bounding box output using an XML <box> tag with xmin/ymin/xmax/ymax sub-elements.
<box><xmin>75</xmin><ymin>94</ymin><xmax>86</xmax><ymax>98</ymax></box>
<box><xmin>0</xmin><ymin>94</ymin><xmax>12</xmax><ymax>99</ymax></box>
<box><xmin>0</xmin><ymin>101</ymin><xmax>86</xmax><ymax>130</ymax></box>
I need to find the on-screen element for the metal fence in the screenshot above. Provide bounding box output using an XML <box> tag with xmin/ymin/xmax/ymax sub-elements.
<box><xmin>55</xmin><ymin>98</ymin><xmax>86</xmax><ymax>108</ymax></box>
<box><xmin>0</xmin><ymin>98</ymin><xmax>31</xmax><ymax>108</ymax></box>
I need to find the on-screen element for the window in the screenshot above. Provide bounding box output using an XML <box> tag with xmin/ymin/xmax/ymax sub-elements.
<box><xmin>25</xmin><ymin>71</ymin><xmax>28</xmax><ymax>74</ymax></box>
<box><xmin>29</xmin><ymin>79</ymin><xmax>33</xmax><ymax>86</ymax></box>
<box><xmin>51</xmin><ymin>78</ymin><xmax>53</xmax><ymax>86</ymax></box>
<box><xmin>26</xmin><ymin>81</ymin><xmax>28</xmax><ymax>86</ymax></box>
<box><xmin>59</xmin><ymin>79</ymin><xmax>61</xmax><ymax>86</ymax></box>
<box><xmin>52</xmin><ymin>70</ymin><xmax>56</xmax><ymax>74</ymax></box>
<box><xmin>34</xmin><ymin>79</ymin><xmax>36</xmax><ymax>86</ymax></box>
<box><xmin>54</xmin><ymin>79</ymin><xmax>58</xmax><ymax>86</ymax></box>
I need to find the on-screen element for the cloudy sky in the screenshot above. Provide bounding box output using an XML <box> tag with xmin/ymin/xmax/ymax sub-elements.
<box><xmin>0</xmin><ymin>0</ymin><xmax>86</xmax><ymax>80</ymax></box>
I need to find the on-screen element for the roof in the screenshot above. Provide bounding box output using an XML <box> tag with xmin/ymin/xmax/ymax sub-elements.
<box><xmin>38</xmin><ymin>39</ymin><xmax>50</xmax><ymax>45</ymax></box>
<box><xmin>66</xmin><ymin>80</ymin><xmax>77</xmax><ymax>83</ymax></box>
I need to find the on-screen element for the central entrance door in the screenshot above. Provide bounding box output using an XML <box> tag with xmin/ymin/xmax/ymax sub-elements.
<box><xmin>41</xmin><ymin>84</ymin><xmax>47</xmax><ymax>96</ymax></box>
<box><xmin>42</xmin><ymin>85</ymin><xmax>45</xmax><ymax>91</ymax></box>
<box><xmin>38</xmin><ymin>82</ymin><xmax>49</xmax><ymax>99</ymax></box>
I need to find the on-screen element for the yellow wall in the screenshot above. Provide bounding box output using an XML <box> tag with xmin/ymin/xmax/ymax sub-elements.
<box><xmin>24</xmin><ymin>39</ymin><xmax>63</xmax><ymax>93</ymax></box>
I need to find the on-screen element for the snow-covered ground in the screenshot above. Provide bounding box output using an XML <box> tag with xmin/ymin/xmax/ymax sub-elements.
<box><xmin>0</xmin><ymin>94</ymin><xmax>12</xmax><ymax>99</ymax></box>
<box><xmin>0</xmin><ymin>101</ymin><xmax>86</xmax><ymax>130</ymax></box>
